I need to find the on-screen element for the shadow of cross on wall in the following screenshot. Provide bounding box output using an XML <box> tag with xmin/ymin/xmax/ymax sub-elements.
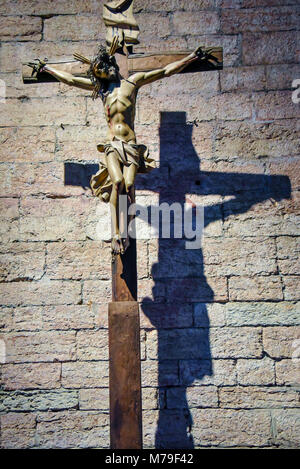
<box><xmin>64</xmin><ymin>111</ymin><xmax>291</xmax><ymax>449</ymax></box>
<box><xmin>135</xmin><ymin>111</ymin><xmax>291</xmax><ymax>449</ymax></box>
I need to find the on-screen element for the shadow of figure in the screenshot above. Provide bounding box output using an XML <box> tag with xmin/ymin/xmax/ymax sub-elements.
<box><xmin>137</xmin><ymin>111</ymin><xmax>291</xmax><ymax>449</ymax></box>
<box><xmin>64</xmin><ymin>162</ymin><xmax>99</xmax><ymax>189</ymax></box>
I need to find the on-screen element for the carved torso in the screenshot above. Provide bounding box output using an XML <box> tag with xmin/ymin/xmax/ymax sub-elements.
<box><xmin>103</xmin><ymin>78</ymin><xmax>138</xmax><ymax>144</ymax></box>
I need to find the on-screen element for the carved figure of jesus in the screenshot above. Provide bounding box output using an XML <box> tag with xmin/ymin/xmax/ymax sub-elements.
<box><xmin>31</xmin><ymin>43</ymin><xmax>205</xmax><ymax>254</ymax></box>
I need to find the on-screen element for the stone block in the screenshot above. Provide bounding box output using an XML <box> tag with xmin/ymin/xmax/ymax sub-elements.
<box><xmin>0</xmin><ymin>389</ymin><xmax>78</xmax><ymax>412</ymax></box>
<box><xmin>44</xmin><ymin>14</ymin><xmax>106</xmax><ymax>41</ymax></box>
<box><xmin>0</xmin><ymin>15</ymin><xmax>42</xmax><ymax>41</ymax></box>
<box><xmin>266</xmin><ymin>64</ymin><xmax>300</xmax><ymax>90</ymax></box>
<box><xmin>271</xmin><ymin>409</ymin><xmax>300</xmax><ymax>448</ymax></box>
<box><xmin>194</xmin><ymin>303</ymin><xmax>226</xmax><ymax>327</ymax></box>
<box><xmin>82</xmin><ymin>279</ymin><xmax>111</xmax><ymax>304</ymax></box>
<box><xmin>173</xmin><ymin>11</ymin><xmax>220</xmax><ymax>35</ymax></box>
<box><xmin>76</xmin><ymin>330</ymin><xmax>108</xmax><ymax>360</ymax></box>
<box><xmin>46</xmin><ymin>241</ymin><xmax>111</xmax><ymax>280</ymax></box>
<box><xmin>254</xmin><ymin>91</ymin><xmax>300</xmax><ymax>121</ymax></box>
<box><xmin>79</xmin><ymin>388</ymin><xmax>109</xmax><ymax>410</ymax></box>
<box><xmin>142</xmin><ymin>387</ymin><xmax>160</xmax><ymax>410</ymax></box>
<box><xmin>220</xmin><ymin>66</ymin><xmax>266</xmax><ymax>92</ymax></box>
<box><xmin>1</xmin><ymin>363</ymin><xmax>61</xmax><ymax>390</ymax></box>
<box><xmin>243</xmin><ymin>31</ymin><xmax>298</xmax><ymax>65</ymax></box>
<box><xmin>276</xmin><ymin>236</ymin><xmax>300</xmax><ymax>275</ymax></box>
<box><xmin>214</xmin><ymin>120</ymin><xmax>300</xmax><ymax>159</ymax></box>
<box><xmin>237</xmin><ymin>357</ymin><xmax>275</xmax><ymax>385</ymax></box>
<box><xmin>0</xmin><ymin>198</ymin><xmax>19</xmax><ymax>242</ymax></box>
<box><xmin>146</xmin><ymin>328</ymin><xmax>210</xmax><ymax>360</ymax></box>
<box><xmin>221</xmin><ymin>7</ymin><xmax>299</xmax><ymax>33</ymax></box>
<box><xmin>0</xmin><ymin>412</ymin><xmax>36</xmax><ymax>449</ymax></box>
<box><xmin>276</xmin><ymin>359</ymin><xmax>300</xmax><ymax>386</ymax></box>
<box><xmin>11</xmin><ymin>305</ymin><xmax>97</xmax><ymax>331</ymax></box>
<box><xmin>19</xmin><ymin>197</ymin><xmax>98</xmax><ymax>242</ymax></box>
<box><xmin>192</xmin><ymin>409</ymin><xmax>272</xmax><ymax>447</ymax></box>
<box><xmin>166</xmin><ymin>277</ymin><xmax>227</xmax><ymax>302</ymax></box>
<box><xmin>135</xmin><ymin>12</ymin><xmax>171</xmax><ymax>40</ymax></box>
<box><xmin>229</xmin><ymin>276</ymin><xmax>283</xmax><ymax>301</ymax></box>
<box><xmin>0</xmin><ymin>0</ymin><xmax>102</xmax><ymax>14</ymax></box>
<box><xmin>61</xmin><ymin>361</ymin><xmax>109</xmax><ymax>388</ymax></box>
<box><xmin>35</xmin><ymin>411</ymin><xmax>109</xmax><ymax>448</ymax></box>
<box><xmin>283</xmin><ymin>276</ymin><xmax>300</xmax><ymax>300</ymax></box>
<box><xmin>2</xmin><ymin>330</ymin><xmax>76</xmax><ymax>363</ymax></box>
<box><xmin>0</xmin><ymin>279</ymin><xmax>81</xmax><ymax>306</ymax></box>
<box><xmin>210</xmin><ymin>326</ymin><xmax>263</xmax><ymax>358</ymax></box>
<box><xmin>263</xmin><ymin>326</ymin><xmax>300</xmax><ymax>358</ymax></box>
<box><xmin>8</xmin><ymin>162</ymin><xmax>88</xmax><ymax>198</ymax></box>
<box><xmin>0</xmin><ymin>242</ymin><xmax>45</xmax><ymax>281</ymax></box>
<box><xmin>0</xmin><ymin>97</ymin><xmax>87</xmax><ymax>127</ymax></box>
<box><xmin>210</xmin><ymin>92</ymin><xmax>252</xmax><ymax>120</ymax></box>
<box><xmin>219</xmin><ymin>386</ymin><xmax>299</xmax><ymax>408</ymax></box>
<box><xmin>226</xmin><ymin>301</ymin><xmax>300</xmax><ymax>326</ymax></box>
<box><xmin>202</xmin><ymin>237</ymin><xmax>277</xmax><ymax>277</ymax></box>
<box><xmin>140</xmin><ymin>302</ymin><xmax>194</xmax><ymax>328</ymax></box>
<box><xmin>0</xmin><ymin>126</ymin><xmax>55</xmax><ymax>163</ymax></box>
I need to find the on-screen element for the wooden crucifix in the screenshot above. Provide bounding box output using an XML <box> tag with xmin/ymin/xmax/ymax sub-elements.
<box><xmin>23</xmin><ymin>0</ymin><xmax>222</xmax><ymax>449</ymax></box>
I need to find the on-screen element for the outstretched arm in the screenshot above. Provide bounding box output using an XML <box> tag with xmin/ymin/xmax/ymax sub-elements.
<box><xmin>131</xmin><ymin>46</ymin><xmax>207</xmax><ymax>88</ymax></box>
<box><xmin>28</xmin><ymin>60</ymin><xmax>94</xmax><ymax>90</ymax></box>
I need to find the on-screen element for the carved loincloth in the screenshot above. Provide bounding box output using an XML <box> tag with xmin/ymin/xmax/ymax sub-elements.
<box><xmin>90</xmin><ymin>138</ymin><xmax>156</xmax><ymax>202</ymax></box>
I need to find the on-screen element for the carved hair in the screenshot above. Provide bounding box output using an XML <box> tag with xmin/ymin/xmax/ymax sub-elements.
<box><xmin>88</xmin><ymin>46</ymin><xmax>120</xmax><ymax>100</ymax></box>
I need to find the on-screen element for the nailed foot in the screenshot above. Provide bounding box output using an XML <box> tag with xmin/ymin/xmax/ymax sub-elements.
<box><xmin>111</xmin><ymin>234</ymin><xmax>124</xmax><ymax>255</ymax></box>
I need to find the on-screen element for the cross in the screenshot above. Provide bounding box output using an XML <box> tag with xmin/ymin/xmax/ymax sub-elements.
<box><xmin>22</xmin><ymin>0</ymin><xmax>223</xmax><ymax>449</ymax></box>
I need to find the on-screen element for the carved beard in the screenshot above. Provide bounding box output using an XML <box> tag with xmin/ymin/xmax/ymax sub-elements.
<box><xmin>89</xmin><ymin>61</ymin><xmax>119</xmax><ymax>100</ymax></box>
<box><xmin>90</xmin><ymin>73</ymin><xmax>119</xmax><ymax>100</ymax></box>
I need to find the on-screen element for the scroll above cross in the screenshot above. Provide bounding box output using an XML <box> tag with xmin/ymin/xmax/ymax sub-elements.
<box><xmin>103</xmin><ymin>0</ymin><xmax>140</xmax><ymax>49</ymax></box>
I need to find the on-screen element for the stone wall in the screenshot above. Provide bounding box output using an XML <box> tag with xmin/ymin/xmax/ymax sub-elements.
<box><xmin>0</xmin><ymin>0</ymin><xmax>299</xmax><ymax>449</ymax></box>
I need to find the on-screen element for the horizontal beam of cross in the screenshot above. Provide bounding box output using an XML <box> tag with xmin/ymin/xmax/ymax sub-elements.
<box><xmin>22</xmin><ymin>47</ymin><xmax>223</xmax><ymax>84</ymax></box>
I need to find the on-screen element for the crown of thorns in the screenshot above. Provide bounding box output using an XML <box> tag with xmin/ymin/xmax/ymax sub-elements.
<box><xmin>73</xmin><ymin>36</ymin><xmax>120</xmax><ymax>99</ymax></box>
<box><xmin>73</xmin><ymin>35</ymin><xmax>119</xmax><ymax>68</ymax></box>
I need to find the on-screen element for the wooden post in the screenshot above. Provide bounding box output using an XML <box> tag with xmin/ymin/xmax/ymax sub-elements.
<box><xmin>109</xmin><ymin>191</ymin><xmax>143</xmax><ymax>448</ymax></box>
<box><xmin>108</xmin><ymin>300</ymin><xmax>142</xmax><ymax>449</ymax></box>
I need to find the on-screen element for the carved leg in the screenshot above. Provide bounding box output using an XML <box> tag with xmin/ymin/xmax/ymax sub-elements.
<box><xmin>123</xmin><ymin>164</ymin><xmax>138</xmax><ymax>252</ymax></box>
<box><xmin>106</xmin><ymin>154</ymin><xmax>125</xmax><ymax>255</ymax></box>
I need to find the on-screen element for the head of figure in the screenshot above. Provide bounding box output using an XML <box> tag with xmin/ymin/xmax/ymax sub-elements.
<box><xmin>89</xmin><ymin>46</ymin><xmax>119</xmax><ymax>82</ymax></box>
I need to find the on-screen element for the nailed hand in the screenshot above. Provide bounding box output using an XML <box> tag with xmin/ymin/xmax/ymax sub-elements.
<box><xmin>27</xmin><ymin>58</ymin><xmax>48</xmax><ymax>76</ymax></box>
<box><xmin>193</xmin><ymin>46</ymin><xmax>213</xmax><ymax>61</ymax></box>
